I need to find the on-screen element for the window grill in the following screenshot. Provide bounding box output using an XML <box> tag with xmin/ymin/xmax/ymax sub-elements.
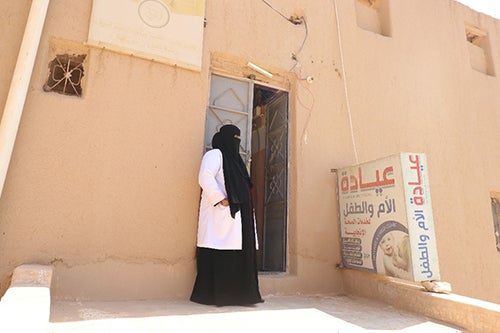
<box><xmin>43</xmin><ymin>54</ymin><xmax>86</xmax><ymax>97</ymax></box>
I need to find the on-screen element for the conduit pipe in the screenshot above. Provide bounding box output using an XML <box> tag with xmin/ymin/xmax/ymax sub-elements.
<box><xmin>0</xmin><ymin>0</ymin><xmax>50</xmax><ymax>198</ymax></box>
<box><xmin>333</xmin><ymin>0</ymin><xmax>359</xmax><ymax>165</ymax></box>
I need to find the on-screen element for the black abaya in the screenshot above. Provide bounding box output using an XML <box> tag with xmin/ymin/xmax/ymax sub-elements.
<box><xmin>191</xmin><ymin>125</ymin><xmax>263</xmax><ymax>306</ymax></box>
<box><xmin>190</xmin><ymin>189</ymin><xmax>263</xmax><ymax>306</ymax></box>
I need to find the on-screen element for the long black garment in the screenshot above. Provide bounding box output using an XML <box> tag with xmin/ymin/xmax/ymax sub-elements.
<box><xmin>190</xmin><ymin>125</ymin><xmax>263</xmax><ymax>306</ymax></box>
<box><xmin>190</xmin><ymin>191</ymin><xmax>262</xmax><ymax>306</ymax></box>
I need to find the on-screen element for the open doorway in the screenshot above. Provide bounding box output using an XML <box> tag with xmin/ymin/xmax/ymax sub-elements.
<box><xmin>204</xmin><ymin>75</ymin><xmax>288</xmax><ymax>272</ymax></box>
<box><xmin>251</xmin><ymin>85</ymin><xmax>288</xmax><ymax>272</ymax></box>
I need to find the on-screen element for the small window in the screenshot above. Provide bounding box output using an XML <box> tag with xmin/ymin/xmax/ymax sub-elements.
<box><xmin>465</xmin><ymin>24</ymin><xmax>495</xmax><ymax>76</ymax></box>
<box><xmin>355</xmin><ymin>0</ymin><xmax>391</xmax><ymax>37</ymax></box>
<box><xmin>491</xmin><ymin>196</ymin><xmax>500</xmax><ymax>252</ymax></box>
<box><xmin>43</xmin><ymin>54</ymin><xmax>86</xmax><ymax>97</ymax></box>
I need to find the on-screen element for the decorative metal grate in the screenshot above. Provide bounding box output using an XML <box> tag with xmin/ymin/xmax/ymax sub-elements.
<box><xmin>43</xmin><ymin>54</ymin><xmax>86</xmax><ymax>97</ymax></box>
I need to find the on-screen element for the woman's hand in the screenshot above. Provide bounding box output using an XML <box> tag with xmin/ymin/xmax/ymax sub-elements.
<box><xmin>219</xmin><ymin>199</ymin><xmax>229</xmax><ymax>207</ymax></box>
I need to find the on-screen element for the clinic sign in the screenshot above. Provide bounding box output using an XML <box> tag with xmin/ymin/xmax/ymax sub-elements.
<box><xmin>338</xmin><ymin>153</ymin><xmax>440</xmax><ymax>282</ymax></box>
<box><xmin>87</xmin><ymin>0</ymin><xmax>206</xmax><ymax>71</ymax></box>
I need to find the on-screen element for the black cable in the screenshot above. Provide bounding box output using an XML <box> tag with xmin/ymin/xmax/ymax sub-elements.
<box><xmin>295</xmin><ymin>17</ymin><xmax>308</xmax><ymax>57</ymax></box>
<box><xmin>260</xmin><ymin>1</ymin><xmax>309</xmax><ymax>70</ymax></box>
<box><xmin>260</xmin><ymin>0</ymin><xmax>291</xmax><ymax>23</ymax></box>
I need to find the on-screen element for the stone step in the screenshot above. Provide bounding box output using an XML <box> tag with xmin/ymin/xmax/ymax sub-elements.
<box><xmin>0</xmin><ymin>264</ymin><xmax>54</xmax><ymax>333</ymax></box>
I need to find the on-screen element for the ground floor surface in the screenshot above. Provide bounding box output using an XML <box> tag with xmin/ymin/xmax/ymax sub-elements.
<box><xmin>49</xmin><ymin>294</ymin><xmax>464</xmax><ymax>332</ymax></box>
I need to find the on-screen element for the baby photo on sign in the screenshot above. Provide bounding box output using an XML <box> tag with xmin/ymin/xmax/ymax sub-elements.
<box><xmin>373</xmin><ymin>221</ymin><xmax>413</xmax><ymax>281</ymax></box>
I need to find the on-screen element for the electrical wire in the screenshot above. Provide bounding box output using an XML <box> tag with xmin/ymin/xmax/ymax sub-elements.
<box><xmin>260</xmin><ymin>0</ymin><xmax>308</xmax><ymax>71</ymax></box>
<box><xmin>260</xmin><ymin>0</ymin><xmax>291</xmax><ymax>22</ymax></box>
<box><xmin>296</xmin><ymin>66</ymin><xmax>315</xmax><ymax>145</ymax></box>
<box><xmin>333</xmin><ymin>0</ymin><xmax>359</xmax><ymax>164</ymax></box>
<box><xmin>290</xmin><ymin>16</ymin><xmax>308</xmax><ymax>71</ymax></box>
<box><xmin>259</xmin><ymin>1</ymin><xmax>313</xmax><ymax>150</ymax></box>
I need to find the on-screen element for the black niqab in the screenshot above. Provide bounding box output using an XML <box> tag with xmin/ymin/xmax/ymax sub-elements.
<box><xmin>216</xmin><ymin>125</ymin><xmax>251</xmax><ymax>218</ymax></box>
<box><xmin>212</xmin><ymin>132</ymin><xmax>222</xmax><ymax>149</ymax></box>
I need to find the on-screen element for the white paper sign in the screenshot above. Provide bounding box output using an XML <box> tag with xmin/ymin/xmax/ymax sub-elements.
<box><xmin>87</xmin><ymin>0</ymin><xmax>205</xmax><ymax>71</ymax></box>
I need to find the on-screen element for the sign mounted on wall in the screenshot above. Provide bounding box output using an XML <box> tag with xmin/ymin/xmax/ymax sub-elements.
<box><xmin>87</xmin><ymin>0</ymin><xmax>206</xmax><ymax>71</ymax></box>
<box><xmin>337</xmin><ymin>153</ymin><xmax>440</xmax><ymax>282</ymax></box>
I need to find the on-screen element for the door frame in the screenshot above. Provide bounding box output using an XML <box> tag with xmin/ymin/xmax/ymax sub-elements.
<box><xmin>204</xmin><ymin>72</ymin><xmax>291</xmax><ymax>272</ymax></box>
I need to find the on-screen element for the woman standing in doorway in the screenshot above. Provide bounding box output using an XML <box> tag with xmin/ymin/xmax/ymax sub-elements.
<box><xmin>190</xmin><ymin>124</ymin><xmax>263</xmax><ymax>306</ymax></box>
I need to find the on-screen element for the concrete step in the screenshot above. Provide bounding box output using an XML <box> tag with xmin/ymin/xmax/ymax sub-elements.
<box><xmin>342</xmin><ymin>268</ymin><xmax>500</xmax><ymax>333</ymax></box>
<box><xmin>2</xmin><ymin>264</ymin><xmax>499</xmax><ymax>332</ymax></box>
<box><xmin>0</xmin><ymin>264</ymin><xmax>53</xmax><ymax>333</ymax></box>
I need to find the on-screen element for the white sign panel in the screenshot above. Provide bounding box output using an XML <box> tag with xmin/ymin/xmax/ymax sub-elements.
<box><xmin>338</xmin><ymin>153</ymin><xmax>440</xmax><ymax>282</ymax></box>
<box><xmin>88</xmin><ymin>0</ymin><xmax>206</xmax><ymax>71</ymax></box>
<box><xmin>400</xmin><ymin>153</ymin><xmax>440</xmax><ymax>281</ymax></box>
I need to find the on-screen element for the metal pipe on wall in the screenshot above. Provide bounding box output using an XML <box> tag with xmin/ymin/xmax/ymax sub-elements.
<box><xmin>0</xmin><ymin>0</ymin><xmax>50</xmax><ymax>198</ymax></box>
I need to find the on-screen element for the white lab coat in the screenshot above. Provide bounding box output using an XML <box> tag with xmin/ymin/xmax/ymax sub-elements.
<box><xmin>196</xmin><ymin>149</ymin><xmax>243</xmax><ymax>250</ymax></box>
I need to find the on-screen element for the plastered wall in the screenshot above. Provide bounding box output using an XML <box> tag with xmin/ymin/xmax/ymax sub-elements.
<box><xmin>0</xmin><ymin>0</ymin><xmax>499</xmax><ymax>303</ymax></box>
